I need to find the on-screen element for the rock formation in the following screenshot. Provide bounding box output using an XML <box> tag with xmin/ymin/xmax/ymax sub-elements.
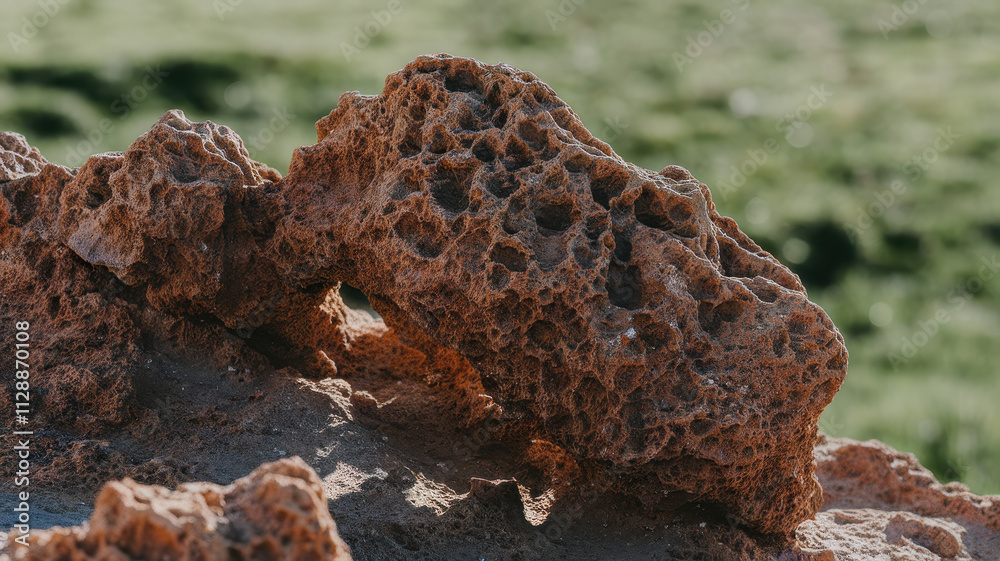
<box><xmin>3</xmin><ymin>457</ymin><xmax>352</xmax><ymax>561</ymax></box>
<box><xmin>271</xmin><ymin>54</ymin><xmax>848</xmax><ymax>533</ymax></box>
<box><xmin>2</xmin><ymin>54</ymin><xmax>848</xmax><ymax>535</ymax></box>
<box><xmin>15</xmin><ymin>54</ymin><xmax>1000</xmax><ymax>560</ymax></box>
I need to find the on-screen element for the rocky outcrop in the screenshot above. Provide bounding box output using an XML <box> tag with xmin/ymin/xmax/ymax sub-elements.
<box><xmin>57</xmin><ymin>112</ymin><xmax>287</xmax><ymax>332</ymax></box>
<box><xmin>3</xmin><ymin>54</ymin><xmax>848</xmax><ymax>535</ymax></box>
<box><xmin>3</xmin><ymin>457</ymin><xmax>352</xmax><ymax>560</ymax></box>
<box><xmin>780</xmin><ymin>436</ymin><xmax>1000</xmax><ymax>560</ymax></box>
<box><xmin>814</xmin><ymin>436</ymin><xmax>1000</xmax><ymax>529</ymax></box>
<box><xmin>3</xmin><ymin>52</ymin><xmax>999</xmax><ymax>560</ymax></box>
<box><xmin>272</xmin><ymin>54</ymin><xmax>848</xmax><ymax>533</ymax></box>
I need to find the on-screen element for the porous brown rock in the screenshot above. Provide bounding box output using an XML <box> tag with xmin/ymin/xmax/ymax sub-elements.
<box><xmin>2</xmin><ymin>54</ymin><xmax>847</xmax><ymax>538</ymax></box>
<box><xmin>57</xmin><ymin>110</ymin><xmax>287</xmax><ymax>332</ymax></box>
<box><xmin>0</xmin><ymin>135</ymin><xmax>143</xmax><ymax>436</ymax></box>
<box><xmin>3</xmin><ymin>457</ymin><xmax>352</xmax><ymax>561</ymax></box>
<box><xmin>271</xmin><ymin>54</ymin><xmax>848</xmax><ymax>533</ymax></box>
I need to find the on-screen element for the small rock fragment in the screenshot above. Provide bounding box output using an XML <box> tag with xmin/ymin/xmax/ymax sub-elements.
<box><xmin>4</xmin><ymin>457</ymin><xmax>353</xmax><ymax>561</ymax></box>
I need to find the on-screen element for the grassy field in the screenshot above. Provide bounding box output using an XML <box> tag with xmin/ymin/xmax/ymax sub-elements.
<box><xmin>2</xmin><ymin>0</ymin><xmax>997</xmax><ymax>493</ymax></box>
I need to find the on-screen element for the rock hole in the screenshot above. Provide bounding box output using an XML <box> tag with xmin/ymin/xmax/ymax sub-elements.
<box><xmin>572</xmin><ymin>243</ymin><xmax>594</xmax><ymax>269</ymax></box>
<box><xmin>492</xmin><ymin>107</ymin><xmax>508</xmax><ymax>129</ymax></box>
<box><xmin>533</xmin><ymin>200</ymin><xmax>574</xmax><ymax>234</ymax></box>
<box><xmin>607</xmin><ymin>263</ymin><xmax>643</xmax><ymax>310</ymax></box>
<box><xmin>489</xmin><ymin>243</ymin><xmax>528</xmax><ymax>273</ymax></box>
<box><xmin>339</xmin><ymin>284</ymin><xmax>378</xmax><ymax>318</ymax></box>
<box><xmin>457</xmin><ymin>104</ymin><xmax>486</xmax><ymax>132</ymax></box>
<box><xmin>426</xmin><ymin>127</ymin><xmax>453</xmax><ymax>154</ymax></box>
<box><xmin>471</xmin><ymin>136</ymin><xmax>497</xmax><ymax>162</ymax></box>
<box><xmin>430</xmin><ymin>180</ymin><xmax>469</xmax><ymax>214</ymax></box>
<box><xmin>588</xmin><ymin>164</ymin><xmax>628</xmax><ymax>209</ymax></box>
<box><xmin>585</xmin><ymin>214</ymin><xmax>609</xmax><ymax>241</ymax></box>
<box><xmin>518</xmin><ymin>120</ymin><xmax>548</xmax><ymax>152</ymax></box>
<box><xmin>485</xmin><ymin>175</ymin><xmax>518</xmax><ymax>199</ymax></box>
<box><xmin>634</xmin><ymin>186</ymin><xmax>674</xmax><ymax>231</ymax></box>
<box><xmin>487</xmin><ymin>265</ymin><xmax>510</xmax><ymax>290</ymax></box>
<box><xmin>691</xmin><ymin>418</ymin><xmax>713</xmax><ymax>436</ymax></box>
<box><xmin>171</xmin><ymin>162</ymin><xmax>199</xmax><ymax>184</ymax></box>
<box><xmin>825</xmin><ymin>352</ymin><xmax>847</xmax><ymax>371</ymax></box>
<box><xmin>408</xmin><ymin>103</ymin><xmax>426</xmax><ymax>122</ymax></box>
<box><xmin>502</xmin><ymin>136</ymin><xmax>533</xmax><ymax>171</ymax></box>
<box><xmin>672</xmin><ymin>384</ymin><xmax>697</xmax><ymax>403</ymax></box>
<box><xmin>84</xmin><ymin>182</ymin><xmax>111</xmax><ymax>209</ymax></box>
<box><xmin>393</xmin><ymin>213</ymin><xmax>444</xmax><ymax>259</ymax></box>
<box><xmin>699</xmin><ymin>299</ymin><xmax>747</xmax><ymax>335</ymax></box>
<box><xmin>46</xmin><ymin>295</ymin><xmax>60</xmax><ymax>317</ymax></box>
<box><xmin>444</xmin><ymin>70</ymin><xmax>480</xmax><ymax>94</ymax></box>
<box><xmin>772</xmin><ymin>330</ymin><xmax>790</xmax><ymax>358</ymax></box>
<box><xmin>612</xmin><ymin>229</ymin><xmax>632</xmax><ymax>262</ymax></box>
<box><xmin>788</xmin><ymin>314</ymin><xmax>810</xmax><ymax>335</ymax></box>
<box><xmin>564</xmin><ymin>152</ymin><xmax>590</xmax><ymax>173</ymax></box>
<box><xmin>528</xmin><ymin>320</ymin><xmax>560</xmax><ymax>352</ymax></box>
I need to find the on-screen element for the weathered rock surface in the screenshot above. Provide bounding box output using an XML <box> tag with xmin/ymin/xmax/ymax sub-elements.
<box><xmin>3</xmin><ymin>457</ymin><xmax>352</xmax><ymax>561</ymax></box>
<box><xmin>0</xmin><ymin>133</ymin><xmax>144</xmax><ymax>436</ymax></box>
<box><xmin>780</xmin><ymin>436</ymin><xmax>1000</xmax><ymax>560</ymax></box>
<box><xmin>2</xmin><ymin>54</ymin><xmax>849</xmax><ymax>536</ymax></box>
<box><xmin>0</xmin><ymin>132</ymin><xmax>45</xmax><ymax>182</ymax></box>
<box><xmin>814</xmin><ymin>436</ymin><xmax>1000</xmax><ymax>530</ymax></box>
<box><xmin>273</xmin><ymin>54</ymin><xmax>848</xmax><ymax>533</ymax></box>
<box><xmin>58</xmin><ymin>111</ymin><xmax>287</xmax><ymax>332</ymax></box>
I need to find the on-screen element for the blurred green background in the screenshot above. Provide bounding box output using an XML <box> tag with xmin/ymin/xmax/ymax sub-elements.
<box><xmin>1</xmin><ymin>0</ymin><xmax>996</xmax><ymax>493</ymax></box>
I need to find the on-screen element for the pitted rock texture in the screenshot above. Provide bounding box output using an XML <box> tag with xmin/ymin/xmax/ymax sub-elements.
<box><xmin>57</xmin><ymin>111</ymin><xmax>287</xmax><ymax>331</ymax></box>
<box><xmin>0</xmin><ymin>141</ymin><xmax>144</xmax><ymax>436</ymax></box>
<box><xmin>4</xmin><ymin>457</ymin><xmax>353</xmax><ymax>561</ymax></box>
<box><xmin>273</xmin><ymin>54</ymin><xmax>848</xmax><ymax>533</ymax></box>
<box><xmin>1</xmin><ymin>54</ymin><xmax>847</xmax><ymax>536</ymax></box>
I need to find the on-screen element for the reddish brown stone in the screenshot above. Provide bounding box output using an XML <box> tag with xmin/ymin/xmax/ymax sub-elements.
<box><xmin>5</xmin><ymin>457</ymin><xmax>353</xmax><ymax>561</ymax></box>
<box><xmin>56</xmin><ymin>110</ymin><xmax>288</xmax><ymax>331</ymax></box>
<box><xmin>779</xmin><ymin>436</ymin><xmax>1000</xmax><ymax>560</ymax></box>
<box><xmin>814</xmin><ymin>435</ymin><xmax>1000</xmax><ymax>530</ymax></box>
<box><xmin>1</xmin><ymin>55</ymin><xmax>849</xmax><ymax>536</ymax></box>
<box><xmin>272</xmin><ymin>54</ymin><xmax>848</xmax><ymax>533</ymax></box>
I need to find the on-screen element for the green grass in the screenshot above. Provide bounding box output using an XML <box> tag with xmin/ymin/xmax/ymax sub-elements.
<box><xmin>2</xmin><ymin>0</ymin><xmax>997</xmax><ymax>493</ymax></box>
